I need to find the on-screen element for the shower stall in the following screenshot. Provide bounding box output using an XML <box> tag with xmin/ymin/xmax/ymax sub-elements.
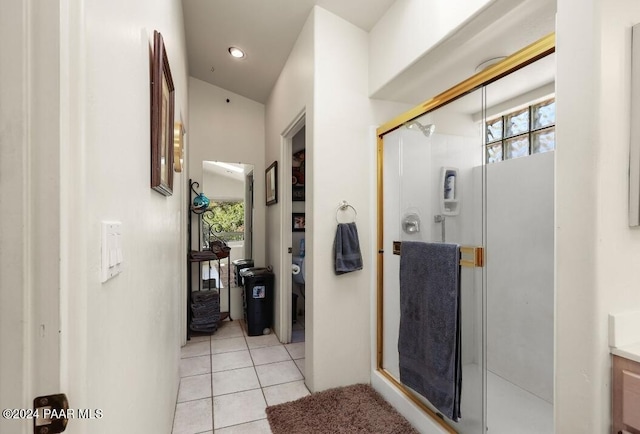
<box><xmin>376</xmin><ymin>37</ymin><xmax>555</xmax><ymax>433</ymax></box>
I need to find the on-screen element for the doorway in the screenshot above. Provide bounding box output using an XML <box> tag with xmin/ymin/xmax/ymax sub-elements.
<box><xmin>279</xmin><ymin>113</ymin><xmax>306</xmax><ymax>343</ymax></box>
<box><xmin>201</xmin><ymin>160</ymin><xmax>255</xmax><ymax>320</ymax></box>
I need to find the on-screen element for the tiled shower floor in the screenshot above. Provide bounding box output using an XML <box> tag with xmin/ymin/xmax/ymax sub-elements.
<box><xmin>172</xmin><ymin>319</ymin><xmax>307</xmax><ymax>434</ymax></box>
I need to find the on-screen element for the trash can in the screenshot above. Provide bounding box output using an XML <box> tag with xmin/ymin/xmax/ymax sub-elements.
<box><xmin>241</xmin><ymin>268</ymin><xmax>274</xmax><ymax>336</ymax></box>
<box><xmin>232</xmin><ymin>259</ymin><xmax>254</xmax><ymax>287</ymax></box>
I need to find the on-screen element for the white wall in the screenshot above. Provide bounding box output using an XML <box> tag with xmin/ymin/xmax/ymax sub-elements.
<box><xmin>265</xmin><ymin>8</ymin><xmax>315</xmax><ymax>385</ymax></box>
<box><xmin>312</xmin><ymin>6</ymin><xmax>373</xmax><ymax>390</ymax></box>
<box><xmin>264</xmin><ymin>6</ymin><xmax>409</xmax><ymax>393</ymax></box>
<box><xmin>556</xmin><ymin>0</ymin><xmax>640</xmax><ymax>431</ymax></box>
<box><xmin>312</xmin><ymin>7</ymin><xmax>414</xmax><ymax>392</ymax></box>
<box><xmin>368</xmin><ymin>0</ymin><xmax>491</xmax><ymax>95</ymax></box>
<box><xmin>203</xmin><ymin>170</ymin><xmax>245</xmax><ymax>201</ymax></box>
<box><xmin>55</xmin><ymin>0</ymin><xmax>190</xmax><ymax>433</ymax></box>
<box><xmin>486</xmin><ymin>151</ymin><xmax>554</xmax><ymax>403</ymax></box>
<box><xmin>189</xmin><ymin>78</ymin><xmax>266</xmax><ymax>268</ymax></box>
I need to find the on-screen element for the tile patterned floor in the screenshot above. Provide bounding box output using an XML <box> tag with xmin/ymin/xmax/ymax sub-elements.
<box><xmin>172</xmin><ymin>319</ymin><xmax>307</xmax><ymax>434</ymax></box>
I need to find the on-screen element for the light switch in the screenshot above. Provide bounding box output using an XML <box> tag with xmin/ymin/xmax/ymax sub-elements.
<box><xmin>101</xmin><ymin>221</ymin><xmax>123</xmax><ymax>283</ymax></box>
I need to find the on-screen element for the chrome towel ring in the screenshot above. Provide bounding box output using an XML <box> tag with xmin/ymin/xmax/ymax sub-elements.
<box><xmin>336</xmin><ymin>200</ymin><xmax>357</xmax><ymax>223</ymax></box>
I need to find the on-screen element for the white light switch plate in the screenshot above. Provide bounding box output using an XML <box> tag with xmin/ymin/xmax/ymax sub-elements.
<box><xmin>101</xmin><ymin>221</ymin><xmax>123</xmax><ymax>283</ymax></box>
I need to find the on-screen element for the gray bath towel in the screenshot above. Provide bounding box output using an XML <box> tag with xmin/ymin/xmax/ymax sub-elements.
<box><xmin>398</xmin><ymin>241</ymin><xmax>461</xmax><ymax>422</ymax></box>
<box><xmin>333</xmin><ymin>222</ymin><xmax>363</xmax><ymax>274</ymax></box>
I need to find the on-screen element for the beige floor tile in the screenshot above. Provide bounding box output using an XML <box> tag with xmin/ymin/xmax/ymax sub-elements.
<box><xmin>284</xmin><ymin>342</ymin><xmax>304</xmax><ymax>360</ymax></box>
<box><xmin>238</xmin><ymin>319</ymin><xmax>248</xmax><ymax>335</ymax></box>
<box><xmin>212</xmin><ymin>367</ymin><xmax>260</xmax><ymax>396</ymax></box>
<box><xmin>245</xmin><ymin>333</ymin><xmax>280</xmax><ymax>349</ymax></box>
<box><xmin>211</xmin><ymin>337</ymin><xmax>248</xmax><ymax>355</ymax></box>
<box><xmin>294</xmin><ymin>358</ymin><xmax>305</xmax><ymax>377</ymax></box>
<box><xmin>250</xmin><ymin>345</ymin><xmax>290</xmax><ymax>366</ymax></box>
<box><xmin>180</xmin><ymin>355</ymin><xmax>211</xmax><ymax>378</ymax></box>
<box><xmin>255</xmin><ymin>360</ymin><xmax>303</xmax><ymax>387</ymax></box>
<box><xmin>212</xmin><ymin>322</ymin><xmax>244</xmax><ymax>340</ymax></box>
<box><xmin>213</xmin><ymin>389</ymin><xmax>267</xmax><ymax>429</ymax></box>
<box><xmin>214</xmin><ymin>419</ymin><xmax>272</xmax><ymax>434</ymax></box>
<box><xmin>178</xmin><ymin>373</ymin><xmax>212</xmax><ymax>403</ymax></box>
<box><xmin>188</xmin><ymin>334</ymin><xmax>212</xmax><ymax>343</ymax></box>
<box><xmin>262</xmin><ymin>380</ymin><xmax>309</xmax><ymax>406</ymax></box>
<box><xmin>181</xmin><ymin>340</ymin><xmax>211</xmax><ymax>359</ymax></box>
<box><xmin>212</xmin><ymin>350</ymin><xmax>253</xmax><ymax>372</ymax></box>
<box><xmin>172</xmin><ymin>398</ymin><xmax>213</xmax><ymax>434</ymax></box>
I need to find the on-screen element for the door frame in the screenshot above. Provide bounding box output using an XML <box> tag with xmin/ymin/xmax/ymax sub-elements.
<box><xmin>1</xmin><ymin>1</ymin><xmax>72</xmax><ymax>432</ymax></box>
<box><xmin>278</xmin><ymin>111</ymin><xmax>306</xmax><ymax>343</ymax></box>
<box><xmin>245</xmin><ymin>170</ymin><xmax>254</xmax><ymax>260</ymax></box>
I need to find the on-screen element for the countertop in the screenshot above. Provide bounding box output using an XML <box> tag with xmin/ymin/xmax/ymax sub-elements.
<box><xmin>609</xmin><ymin>312</ymin><xmax>640</xmax><ymax>363</ymax></box>
<box><xmin>611</xmin><ymin>342</ymin><xmax>640</xmax><ymax>364</ymax></box>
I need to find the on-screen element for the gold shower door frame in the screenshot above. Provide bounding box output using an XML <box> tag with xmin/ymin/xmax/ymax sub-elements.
<box><xmin>375</xmin><ymin>33</ymin><xmax>556</xmax><ymax>433</ymax></box>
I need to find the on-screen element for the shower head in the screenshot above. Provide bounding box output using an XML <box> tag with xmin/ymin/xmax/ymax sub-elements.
<box><xmin>405</xmin><ymin>120</ymin><xmax>435</xmax><ymax>137</ymax></box>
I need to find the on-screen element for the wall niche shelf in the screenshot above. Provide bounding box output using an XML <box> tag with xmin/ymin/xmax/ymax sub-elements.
<box><xmin>187</xmin><ymin>179</ymin><xmax>231</xmax><ymax>340</ymax></box>
<box><xmin>441</xmin><ymin>167</ymin><xmax>460</xmax><ymax>216</ymax></box>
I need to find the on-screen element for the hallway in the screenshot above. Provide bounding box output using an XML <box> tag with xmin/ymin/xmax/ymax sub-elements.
<box><xmin>172</xmin><ymin>320</ymin><xmax>307</xmax><ymax>433</ymax></box>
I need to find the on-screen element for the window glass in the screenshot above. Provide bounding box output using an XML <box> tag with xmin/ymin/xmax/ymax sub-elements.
<box><xmin>505</xmin><ymin>108</ymin><xmax>529</xmax><ymax>137</ymax></box>
<box><xmin>486</xmin><ymin>142</ymin><xmax>503</xmax><ymax>164</ymax></box>
<box><xmin>485</xmin><ymin>97</ymin><xmax>554</xmax><ymax>163</ymax></box>
<box><xmin>505</xmin><ymin>136</ymin><xmax>529</xmax><ymax>159</ymax></box>
<box><xmin>486</xmin><ymin>118</ymin><xmax>503</xmax><ymax>143</ymax></box>
<box><xmin>532</xmin><ymin>127</ymin><xmax>555</xmax><ymax>154</ymax></box>
<box><xmin>532</xmin><ymin>99</ymin><xmax>555</xmax><ymax>130</ymax></box>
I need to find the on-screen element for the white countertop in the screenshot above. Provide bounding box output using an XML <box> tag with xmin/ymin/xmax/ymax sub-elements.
<box><xmin>611</xmin><ymin>343</ymin><xmax>640</xmax><ymax>364</ymax></box>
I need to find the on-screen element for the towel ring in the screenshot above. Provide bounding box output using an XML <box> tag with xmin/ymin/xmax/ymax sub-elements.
<box><xmin>336</xmin><ymin>201</ymin><xmax>357</xmax><ymax>223</ymax></box>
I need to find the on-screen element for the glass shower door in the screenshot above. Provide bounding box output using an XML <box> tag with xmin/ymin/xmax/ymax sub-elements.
<box><xmin>483</xmin><ymin>54</ymin><xmax>555</xmax><ymax>434</ymax></box>
<box><xmin>380</xmin><ymin>88</ymin><xmax>485</xmax><ymax>433</ymax></box>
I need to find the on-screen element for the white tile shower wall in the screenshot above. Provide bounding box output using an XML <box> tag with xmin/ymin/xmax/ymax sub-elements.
<box><xmin>430</xmin><ymin>126</ymin><xmax>484</xmax><ymax>368</ymax></box>
<box><xmin>380</xmin><ymin>115</ymin><xmax>483</xmax><ymax>375</ymax></box>
<box><xmin>486</xmin><ymin>151</ymin><xmax>554</xmax><ymax>403</ymax></box>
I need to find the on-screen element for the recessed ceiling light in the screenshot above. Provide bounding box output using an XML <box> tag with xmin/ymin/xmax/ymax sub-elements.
<box><xmin>228</xmin><ymin>47</ymin><xmax>246</xmax><ymax>59</ymax></box>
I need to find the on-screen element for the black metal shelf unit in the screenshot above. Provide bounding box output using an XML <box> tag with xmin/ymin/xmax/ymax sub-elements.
<box><xmin>187</xmin><ymin>179</ymin><xmax>232</xmax><ymax>340</ymax></box>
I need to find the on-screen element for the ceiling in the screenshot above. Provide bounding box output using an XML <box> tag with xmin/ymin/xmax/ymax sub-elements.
<box><xmin>182</xmin><ymin>0</ymin><xmax>556</xmax><ymax>108</ymax></box>
<box><xmin>182</xmin><ymin>0</ymin><xmax>396</xmax><ymax>104</ymax></box>
<box><xmin>370</xmin><ymin>0</ymin><xmax>556</xmax><ymax>105</ymax></box>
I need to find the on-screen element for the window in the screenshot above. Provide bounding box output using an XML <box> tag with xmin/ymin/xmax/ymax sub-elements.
<box><xmin>485</xmin><ymin>98</ymin><xmax>555</xmax><ymax>163</ymax></box>
<box><xmin>202</xmin><ymin>201</ymin><xmax>245</xmax><ymax>243</ymax></box>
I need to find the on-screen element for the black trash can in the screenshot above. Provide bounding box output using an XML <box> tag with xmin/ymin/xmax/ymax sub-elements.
<box><xmin>232</xmin><ymin>259</ymin><xmax>254</xmax><ymax>287</ymax></box>
<box><xmin>241</xmin><ymin>268</ymin><xmax>274</xmax><ymax>336</ymax></box>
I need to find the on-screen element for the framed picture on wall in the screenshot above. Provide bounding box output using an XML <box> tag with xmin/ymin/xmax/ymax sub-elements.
<box><xmin>292</xmin><ymin>186</ymin><xmax>305</xmax><ymax>201</ymax></box>
<box><xmin>292</xmin><ymin>213</ymin><xmax>305</xmax><ymax>232</ymax></box>
<box><xmin>150</xmin><ymin>30</ymin><xmax>175</xmax><ymax>196</ymax></box>
<box><xmin>266</xmin><ymin>161</ymin><xmax>278</xmax><ymax>206</ymax></box>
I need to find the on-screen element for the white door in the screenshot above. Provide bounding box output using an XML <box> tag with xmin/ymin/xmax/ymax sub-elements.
<box><xmin>1</xmin><ymin>2</ymin><xmax>71</xmax><ymax>433</ymax></box>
